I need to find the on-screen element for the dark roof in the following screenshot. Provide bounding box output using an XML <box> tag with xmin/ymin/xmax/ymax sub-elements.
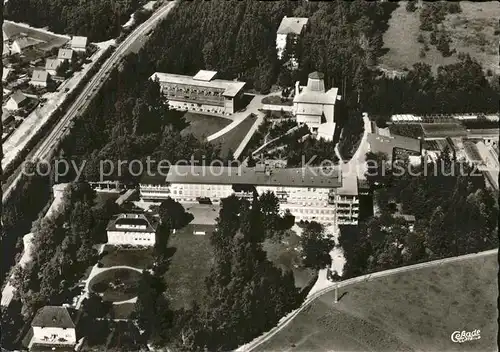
<box><xmin>106</xmin><ymin>213</ymin><xmax>156</xmax><ymax>233</ymax></box>
<box><xmin>31</xmin><ymin>306</ymin><xmax>75</xmax><ymax>329</ymax></box>
<box><xmin>140</xmin><ymin>165</ymin><xmax>343</xmax><ymax>188</ymax></box>
<box><xmin>9</xmin><ymin>90</ymin><xmax>27</xmax><ymax>104</ymax></box>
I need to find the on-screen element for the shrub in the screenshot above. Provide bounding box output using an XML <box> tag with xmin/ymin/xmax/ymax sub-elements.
<box><xmin>406</xmin><ymin>1</ymin><xmax>417</xmax><ymax>12</ymax></box>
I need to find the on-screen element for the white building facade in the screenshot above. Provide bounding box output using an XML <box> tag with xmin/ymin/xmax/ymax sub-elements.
<box><xmin>151</xmin><ymin>70</ymin><xmax>246</xmax><ymax>116</ymax></box>
<box><xmin>139</xmin><ymin>165</ymin><xmax>359</xmax><ymax>227</ymax></box>
<box><xmin>106</xmin><ymin>213</ymin><xmax>156</xmax><ymax>246</ymax></box>
<box><xmin>29</xmin><ymin>306</ymin><xmax>76</xmax><ymax>350</ymax></box>
<box><xmin>293</xmin><ymin>72</ymin><xmax>339</xmax><ymax>141</ymax></box>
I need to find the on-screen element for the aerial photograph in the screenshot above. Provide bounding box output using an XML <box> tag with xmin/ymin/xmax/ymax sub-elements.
<box><xmin>0</xmin><ymin>0</ymin><xmax>498</xmax><ymax>351</ymax></box>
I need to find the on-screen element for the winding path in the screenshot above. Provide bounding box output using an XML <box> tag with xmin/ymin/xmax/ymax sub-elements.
<box><xmin>236</xmin><ymin>248</ymin><xmax>498</xmax><ymax>351</ymax></box>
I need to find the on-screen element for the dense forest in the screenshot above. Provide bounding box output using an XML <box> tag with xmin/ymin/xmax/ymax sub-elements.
<box><xmin>365</xmin><ymin>55</ymin><xmax>499</xmax><ymax>117</ymax></box>
<box><xmin>340</xmin><ymin>153</ymin><xmax>499</xmax><ymax>278</ymax></box>
<box><xmin>4</xmin><ymin>0</ymin><xmax>145</xmax><ymax>41</ymax></box>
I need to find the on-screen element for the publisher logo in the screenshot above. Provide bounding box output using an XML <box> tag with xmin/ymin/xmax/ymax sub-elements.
<box><xmin>451</xmin><ymin>330</ymin><xmax>481</xmax><ymax>343</ymax></box>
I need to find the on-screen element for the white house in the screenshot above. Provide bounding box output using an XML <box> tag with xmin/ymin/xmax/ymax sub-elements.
<box><xmin>106</xmin><ymin>213</ymin><xmax>157</xmax><ymax>246</ymax></box>
<box><xmin>71</xmin><ymin>36</ymin><xmax>87</xmax><ymax>52</ymax></box>
<box><xmin>293</xmin><ymin>72</ymin><xmax>340</xmax><ymax>141</ymax></box>
<box><xmin>30</xmin><ymin>70</ymin><xmax>49</xmax><ymax>88</ymax></box>
<box><xmin>58</xmin><ymin>48</ymin><xmax>74</xmax><ymax>62</ymax></box>
<box><xmin>45</xmin><ymin>58</ymin><xmax>62</xmax><ymax>76</ymax></box>
<box><xmin>28</xmin><ymin>306</ymin><xmax>76</xmax><ymax>350</ymax></box>
<box><xmin>276</xmin><ymin>16</ymin><xmax>308</xmax><ymax>65</ymax></box>
<box><xmin>4</xmin><ymin>90</ymin><xmax>27</xmax><ymax>111</ymax></box>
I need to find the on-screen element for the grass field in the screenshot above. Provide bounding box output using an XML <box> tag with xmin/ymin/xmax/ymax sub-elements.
<box><xmin>100</xmin><ymin>245</ymin><xmax>154</xmax><ymax>269</ymax></box>
<box><xmin>263</xmin><ymin>231</ymin><xmax>316</xmax><ymax>289</ymax></box>
<box><xmin>258</xmin><ymin>253</ymin><xmax>498</xmax><ymax>352</ymax></box>
<box><xmin>422</xmin><ymin>123</ymin><xmax>467</xmax><ymax>137</ymax></box>
<box><xmin>380</xmin><ymin>2</ymin><xmax>500</xmax><ymax>74</ymax></box>
<box><xmin>163</xmin><ymin>224</ymin><xmax>216</xmax><ymax>310</ymax></box>
<box><xmin>181</xmin><ymin>112</ymin><xmax>231</xmax><ymax>141</ymax></box>
<box><xmin>211</xmin><ymin>114</ymin><xmax>258</xmax><ymax>158</ymax></box>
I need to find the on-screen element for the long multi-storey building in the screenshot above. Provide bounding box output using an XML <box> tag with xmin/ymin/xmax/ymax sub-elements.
<box><xmin>139</xmin><ymin>165</ymin><xmax>359</xmax><ymax>227</ymax></box>
<box><xmin>150</xmin><ymin>70</ymin><xmax>246</xmax><ymax>116</ymax></box>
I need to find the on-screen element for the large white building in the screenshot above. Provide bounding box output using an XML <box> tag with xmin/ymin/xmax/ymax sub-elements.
<box><xmin>276</xmin><ymin>16</ymin><xmax>308</xmax><ymax>65</ymax></box>
<box><xmin>293</xmin><ymin>72</ymin><xmax>340</xmax><ymax>141</ymax></box>
<box><xmin>139</xmin><ymin>165</ymin><xmax>359</xmax><ymax>226</ymax></box>
<box><xmin>151</xmin><ymin>70</ymin><xmax>246</xmax><ymax>116</ymax></box>
<box><xmin>106</xmin><ymin>213</ymin><xmax>157</xmax><ymax>246</ymax></box>
<box><xmin>71</xmin><ymin>36</ymin><xmax>87</xmax><ymax>52</ymax></box>
<box><xmin>28</xmin><ymin>306</ymin><xmax>76</xmax><ymax>351</ymax></box>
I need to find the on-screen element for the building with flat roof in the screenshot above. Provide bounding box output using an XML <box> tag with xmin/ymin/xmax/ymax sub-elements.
<box><xmin>106</xmin><ymin>213</ymin><xmax>157</xmax><ymax>246</ymax></box>
<box><xmin>139</xmin><ymin>165</ymin><xmax>359</xmax><ymax>226</ymax></box>
<box><xmin>70</xmin><ymin>36</ymin><xmax>87</xmax><ymax>52</ymax></box>
<box><xmin>151</xmin><ymin>70</ymin><xmax>246</xmax><ymax>115</ymax></box>
<box><xmin>293</xmin><ymin>72</ymin><xmax>340</xmax><ymax>141</ymax></box>
<box><xmin>276</xmin><ymin>16</ymin><xmax>308</xmax><ymax>65</ymax></box>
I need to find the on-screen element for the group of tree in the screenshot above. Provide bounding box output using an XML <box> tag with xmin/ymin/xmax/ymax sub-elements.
<box><xmin>132</xmin><ymin>193</ymin><xmax>299</xmax><ymax>350</ymax></box>
<box><xmin>11</xmin><ymin>182</ymin><xmax>120</xmax><ymax>319</ymax></box>
<box><xmin>4</xmin><ymin>0</ymin><xmax>145</xmax><ymax>41</ymax></box>
<box><xmin>339</xmin><ymin>152</ymin><xmax>498</xmax><ymax>278</ymax></box>
<box><xmin>364</xmin><ymin>55</ymin><xmax>499</xmax><ymax>116</ymax></box>
<box><xmin>419</xmin><ymin>1</ymin><xmax>461</xmax><ymax>31</ymax></box>
<box><xmin>1</xmin><ymin>162</ymin><xmax>52</xmax><ymax>288</ymax></box>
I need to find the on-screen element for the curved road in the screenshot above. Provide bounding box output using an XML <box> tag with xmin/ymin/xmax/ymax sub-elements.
<box><xmin>2</xmin><ymin>1</ymin><xmax>177</xmax><ymax>203</ymax></box>
<box><xmin>237</xmin><ymin>248</ymin><xmax>498</xmax><ymax>351</ymax></box>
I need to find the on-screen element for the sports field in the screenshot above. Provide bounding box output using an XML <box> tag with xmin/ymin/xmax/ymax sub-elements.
<box><xmin>258</xmin><ymin>252</ymin><xmax>498</xmax><ymax>352</ymax></box>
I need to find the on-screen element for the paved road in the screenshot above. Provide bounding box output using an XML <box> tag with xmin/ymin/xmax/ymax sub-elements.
<box><xmin>1</xmin><ymin>1</ymin><xmax>177</xmax><ymax>203</ymax></box>
<box><xmin>234</xmin><ymin>113</ymin><xmax>265</xmax><ymax>159</ymax></box>
<box><xmin>236</xmin><ymin>248</ymin><xmax>498</xmax><ymax>351</ymax></box>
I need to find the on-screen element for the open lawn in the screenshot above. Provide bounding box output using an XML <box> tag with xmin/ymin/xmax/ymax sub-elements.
<box><xmin>263</xmin><ymin>231</ymin><xmax>316</xmax><ymax>289</ymax></box>
<box><xmin>163</xmin><ymin>224</ymin><xmax>216</xmax><ymax>310</ymax></box>
<box><xmin>100</xmin><ymin>245</ymin><xmax>154</xmax><ymax>269</ymax></box>
<box><xmin>258</xmin><ymin>253</ymin><xmax>498</xmax><ymax>352</ymax></box>
<box><xmin>380</xmin><ymin>2</ymin><xmax>500</xmax><ymax>74</ymax></box>
<box><xmin>110</xmin><ymin>303</ymin><xmax>136</xmax><ymax>320</ymax></box>
<box><xmin>211</xmin><ymin>114</ymin><xmax>258</xmax><ymax>158</ymax></box>
<box><xmin>181</xmin><ymin>112</ymin><xmax>231</xmax><ymax>141</ymax></box>
<box><xmin>89</xmin><ymin>268</ymin><xmax>141</xmax><ymax>302</ymax></box>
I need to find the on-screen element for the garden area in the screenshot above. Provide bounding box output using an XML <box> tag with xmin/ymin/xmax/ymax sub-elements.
<box><xmin>181</xmin><ymin>112</ymin><xmax>231</xmax><ymax>141</ymax></box>
<box><xmin>162</xmin><ymin>225</ymin><xmax>216</xmax><ymax>310</ymax></box>
<box><xmin>261</xmin><ymin>95</ymin><xmax>294</xmax><ymax>106</ymax></box>
<box><xmin>262</xmin><ymin>230</ymin><xmax>316</xmax><ymax>289</ymax></box>
<box><xmin>99</xmin><ymin>245</ymin><xmax>155</xmax><ymax>269</ymax></box>
<box><xmin>88</xmin><ymin>268</ymin><xmax>142</xmax><ymax>302</ymax></box>
<box><xmin>388</xmin><ymin>123</ymin><xmax>425</xmax><ymax>138</ymax></box>
<box><xmin>421</xmin><ymin>123</ymin><xmax>467</xmax><ymax>137</ymax></box>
